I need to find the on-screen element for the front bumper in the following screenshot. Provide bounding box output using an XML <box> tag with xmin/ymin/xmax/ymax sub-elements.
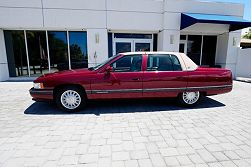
<box><xmin>29</xmin><ymin>88</ymin><xmax>54</xmax><ymax>101</ymax></box>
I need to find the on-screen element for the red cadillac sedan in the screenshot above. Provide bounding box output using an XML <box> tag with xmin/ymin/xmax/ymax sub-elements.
<box><xmin>30</xmin><ymin>52</ymin><xmax>232</xmax><ymax>112</ymax></box>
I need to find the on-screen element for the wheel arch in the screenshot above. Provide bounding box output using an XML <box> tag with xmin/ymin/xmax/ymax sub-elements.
<box><xmin>53</xmin><ymin>84</ymin><xmax>87</xmax><ymax>101</ymax></box>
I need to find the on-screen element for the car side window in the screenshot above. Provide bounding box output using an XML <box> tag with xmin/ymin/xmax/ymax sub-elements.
<box><xmin>111</xmin><ymin>55</ymin><xmax>142</xmax><ymax>72</ymax></box>
<box><xmin>147</xmin><ymin>54</ymin><xmax>173</xmax><ymax>71</ymax></box>
<box><xmin>170</xmin><ymin>55</ymin><xmax>182</xmax><ymax>71</ymax></box>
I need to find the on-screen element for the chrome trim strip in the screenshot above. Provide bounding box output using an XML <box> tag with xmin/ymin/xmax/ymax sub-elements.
<box><xmin>187</xmin><ymin>85</ymin><xmax>232</xmax><ymax>91</ymax></box>
<box><xmin>92</xmin><ymin>89</ymin><xmax>142</xmax><ymax>94</ymax></box>
<box><xmin>143</xmin><ymin>87</ymin><xmax>185</xmax><ymax>93</ymax></box>
<box><xmin>87</xmin><ymin>85</ymin><xmax>232</xmax><ymax>94</ymax></box>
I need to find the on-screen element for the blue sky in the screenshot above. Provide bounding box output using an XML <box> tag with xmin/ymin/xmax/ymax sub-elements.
<box><xmin>208</xmin><ymin>0</ymin><xmax>251</xmax><ymax>20</ymax></box>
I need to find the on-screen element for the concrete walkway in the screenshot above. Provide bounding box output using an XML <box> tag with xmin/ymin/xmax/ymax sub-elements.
<box><xmin>0</xmin><ymin>81</ymin><xmax>250</xmax><ymax>167</ymax></box>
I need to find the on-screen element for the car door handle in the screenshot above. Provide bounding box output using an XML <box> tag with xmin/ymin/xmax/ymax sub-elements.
<box><xmin>132</xmin><ymin>78</ymin><xmax>140</xmax><ymax>81</ymax></box>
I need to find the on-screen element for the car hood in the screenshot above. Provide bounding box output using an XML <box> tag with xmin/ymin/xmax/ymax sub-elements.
<box><xmin>35</xmin><ymin>68</ymin><xmax>93</xmax><ymax>82</ymax></box>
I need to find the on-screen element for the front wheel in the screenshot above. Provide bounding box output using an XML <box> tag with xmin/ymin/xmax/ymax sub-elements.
<box><xmin>56</xmin><ymin>86</ymin><xmax>86</xmax><ymax>112</ymax></box>
<box><xmin>178</xmin><ymin>91</ymin><xmax>201</xmax><ymax>106</ymax></box>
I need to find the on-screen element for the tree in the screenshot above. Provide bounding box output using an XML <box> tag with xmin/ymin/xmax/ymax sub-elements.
<box><xmin>243</xmin><ymin>28</ymin><xmax>251</xmax><ymax>39</ymax></box>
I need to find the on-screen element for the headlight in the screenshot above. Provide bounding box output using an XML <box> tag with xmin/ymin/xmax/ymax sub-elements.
<box><xmin>33</xmin><ymin>83</ymin><xmax>44</xmax><ymax>89</ymax></box>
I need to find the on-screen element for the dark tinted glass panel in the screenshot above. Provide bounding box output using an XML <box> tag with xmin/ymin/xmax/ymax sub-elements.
<box><xmin>187</xmin><ymin>35</ymin><xmax>202</xmax><ymax>65</ymax></box>
<box><xmin>153</xmin><ymin>34</ymin><xmax>158</xmax><ymax>51</ymax></box>
<box><xmin>147</xmin><ymin>54</ymin><xmax>173</xmax><ymax>71</ymax></box>
<box><xmin>180</xmin><ymin>35</ymin><xmax>186</xmax><ymax>40</ymax></box>
<box><xmin>26</xmin><ymin>31</ymin><xmax>49</xmax><ymax>76</ymax></box>
<box><xmin>135</xmin><ymin>43</ymin><xmax>150</xmax><ymax>52</ymax></box>
<box><xmin>4</xmin><ymin>30</ymin><xmax>28</xmax><ymax>77</ymax></box>
<box><xmin>170</xmin><ymin>55</ymin><xmax>182</xmax><ymax>71</ymax></box>
<box><xmin>116</xmin><ymin>42</ymin><xmax>131</xmax><ymax>54</ymax></box>
<box><xmin>111</xmin><ymin>55</ymin><xmax>142</xmax><ymax>72</ymax></box>
<box><xmin>114</xmin><ymin>33</ymin><xmax>152</xmax><ymax>39</ymax></box>
<box><xmin>201</xmin><ymin>36</ymin><xmax>217</xmax><ymax>67</ymax></box>
<box><xmin>108</xmin><ymin>33</ymin><xmax>113</xmax><ymax>58</ymax></box>
<box><xmin>179</xmin><ymin>43</ymin><xmax>185</xmax><ymax>53</ymax></box>
<box><xmin>48</xmin><ymin>31</ymin><xmax>68</xmax><ymax>71</ymax></box>
<box><xmin>69</xmin><ymin>31</ymin><xmax>88</xmax><ymax>69</ymax></box>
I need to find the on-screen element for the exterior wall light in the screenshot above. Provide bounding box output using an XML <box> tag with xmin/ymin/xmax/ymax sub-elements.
<box><xmin>170</xmin><ymin>35</ymin><xmax>174</xmax><ymax>44</ymax></box>
<box><xmin>95</xmin><ymin>33</ymin><xmax>99</xmax><ymax>44</ymax></box>
<box><xmin>233</xmin><ymin>37</ymin><xmax>237</xmax><ymax>46</ymax></box>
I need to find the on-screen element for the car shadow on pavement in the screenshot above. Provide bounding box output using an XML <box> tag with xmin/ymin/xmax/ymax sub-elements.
<box><xmin>24</xmin><ymin>97</ymin><xmax>225</xmax><ymax>116</ymax></box>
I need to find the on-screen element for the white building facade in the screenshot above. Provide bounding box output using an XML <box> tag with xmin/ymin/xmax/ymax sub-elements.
<box><xmin>0</xmin><ymin>0</ymin><xmax>250</xmax><ymax>81</ymax></box>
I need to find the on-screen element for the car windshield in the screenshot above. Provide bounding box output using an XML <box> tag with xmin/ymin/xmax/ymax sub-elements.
<box><xmin>88</xmin><ymin>54</ymin><xmax>120</xmax><ymax>71</ymax></box>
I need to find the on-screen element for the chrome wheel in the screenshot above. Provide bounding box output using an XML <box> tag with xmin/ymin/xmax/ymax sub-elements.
<box><xmin>60</xmin><ymin>90</ymin><xmax>82</xmax><ymax>110</ymax></box>
<box><xmin>182</xmin><ymin>91</ymin><xmax>200</xmax><ymax>105</ymax></box>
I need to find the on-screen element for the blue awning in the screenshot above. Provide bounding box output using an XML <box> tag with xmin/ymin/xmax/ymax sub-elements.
<box><xmin>181</xmin><ymin>13</ymin><xmax>251</xmax><ymax>31</ymax></box>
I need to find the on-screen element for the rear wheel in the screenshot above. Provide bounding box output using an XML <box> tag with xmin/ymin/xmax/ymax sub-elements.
<box><xmin>56</xmin><ymin>86</ymin><xmax>86</xmax><ymax>112</ymax></box>
<box><xmin>178</xmin><ymin>91</ymin><xmax>200</xmax><ymax>106</ymax></box>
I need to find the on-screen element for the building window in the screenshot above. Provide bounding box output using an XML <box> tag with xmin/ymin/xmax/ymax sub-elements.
<box><xmin>201</xmin><ymin>36</ymin><xmax>217</xmax><ymax>67</ymax></box>
<box><xmin>4</xmin><ymin>30</ymin><xmax>28</xmax><ymax>77</ymax></box>
<box><xmin>4</xmin><ymin>30</ymin><xmax>88</xmax><ymax>77</ymax></box>
<box><xmin>48</xmin><ymin>31</ymin><xmax>69</xmax><ymax>72</ymax></box>
<box><xmin>27</xmin><ymin>31</ymin><xmax>49</xmax><ymax>76</ymax></box>
<box><xmin>187</xmin><ymin>35</ymin><xmax>202</xmax><ymax>65</ymax></box>
<box><xmin>180</xmin><ymin>35</ymin><xmax>186</xmax><ymax>40</ymax></box>
<box><xmin>115</xmin><ymin>42</ymin><xmax>132</xmax><ymax>55</ymax></box>
<box><xmin>108</xmin><ymin>33</ymin><xmax>113</xmax><ymax>58</ymax></box>
<box><xmin>69</xmin><ymin>31</ymin><xmax>88</xmax><ymax>69</ymax></box>
<box><xmin>180</xmin><ymin>35</ymin><xmax>217</xmax><ymax>67</ymax></box>
<box><xmin>153</xmin><ymin>34</ymin><xmax>158</xmax><ymax>51</ymax></box>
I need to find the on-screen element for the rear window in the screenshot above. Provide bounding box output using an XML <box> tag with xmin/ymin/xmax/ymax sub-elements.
<box><xmin>147</xmin><ymin>54</ymin><xmax>182</xmax><ymax>71</ymax></box>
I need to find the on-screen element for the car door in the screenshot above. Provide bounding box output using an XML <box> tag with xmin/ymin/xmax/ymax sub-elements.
<box><xmin>143</xmin><ymin>54</ymin><xmax>188</xmax><ymax>97</ymax></box>
<box><xmin>90</xmin><ymin>54</ymin><xmax>143</xmax><ymax>99</ymax></box>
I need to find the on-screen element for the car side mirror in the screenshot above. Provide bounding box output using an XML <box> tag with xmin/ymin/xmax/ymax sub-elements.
<box><xmin>105</xmin><ymin>66</ymin><xmax>113</xmax><ymax>73</ymax></box>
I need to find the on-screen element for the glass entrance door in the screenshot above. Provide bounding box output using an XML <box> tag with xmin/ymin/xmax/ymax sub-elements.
<box><xmin>114</xmin><ymin>39</ymin><xmax>153</xmax><ymax>55</ymax></box>
<box><xmin>134</xmin><ymin>39</ymin><xmax>152</xmax><ymax>52</ymax></box>
<box><xmin>115</xmin><ymin>42</ymin><xmax>132</xmax><ymax>55</ymax></box>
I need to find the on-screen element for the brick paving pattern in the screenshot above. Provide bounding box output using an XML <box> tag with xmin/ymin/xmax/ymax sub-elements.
<box><xmin>0</xmin><ymin>81</ymin><xmax>250</xmax><ymax>167</ymax></box>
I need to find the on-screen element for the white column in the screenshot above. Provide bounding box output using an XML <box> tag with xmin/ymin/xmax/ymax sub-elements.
<box><xmin>215</xmin><ymin>33</ymin><xmax>229</xmax><ymax>68</ymax></box>
<box><xmin>0</xmin><ymin>29</ymin><xmax>9</xmax><ymax>81</ymax></box>
<box><xmin>158</xmin><ymin>30</ymin><xmax>180</xmax><ymax>52</ymax></box>
<box><xmin>87</xmin><ymin>29</ymin><xmax>108</xmax><ymax>67</ymax></box>
<box><xmin>225</xmin><ymin>31</ymin><xmax>241</xmax><ymax>78</ymax></box>
<box><xmin>216</xmin><ymin>31</ymin><xmax>241</xmax><ymax>78</ymax></box>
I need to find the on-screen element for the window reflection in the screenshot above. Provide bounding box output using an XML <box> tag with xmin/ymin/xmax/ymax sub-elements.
<box><xmin>201</xmin><ymin>36</ymin><xmax>217</xmax><ymax>67</ymax></box>
<box><xmin>27</xmin><ymin>31</ymin><xmax>49</xmax><ymax>76</ymax></box>
<box><xmin>135</xmin><ymin>43</ymin><xmax>150</xmax><ymax>52</ymax></box>
<box><xmin>4</xmin><ymin>30</ymin><xmax>29</xmax><ymax>77</ymax></box>
<box><xmin>69</xmin><ymin>32</ymin><xmax>88</xmax><ymax>69</ymax></box>
<box><xmin>48</xmin><ymin>31</ymin><xmax>69</xmax><ymax>71</ymax></box>
<box><xmin>116</xmin><ymin>42</ymin><xmax>131</xmax><ymax>54</ymax></box>
<box><xmin>4</xmin><ymin>30</ymin><xmax>89</xmax><ymax>77</ymax></box>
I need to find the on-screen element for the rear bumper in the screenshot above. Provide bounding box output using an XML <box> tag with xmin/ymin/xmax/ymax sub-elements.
<box><xmin>29</xmin><ymin>88</ymin><xmax>54</xmax><ymax>101</ymax></box>
<box><xmin>204</xmin><ymin>84</ymin><xmax>233</xmax><ymax>96</ymax></box>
